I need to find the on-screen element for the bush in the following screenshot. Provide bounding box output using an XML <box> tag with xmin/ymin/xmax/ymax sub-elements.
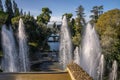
<box><xmin>96</xmin><ymin>9</ymin><xmax>120</xmax><ymax>67</ymax></box>
<box><xmin>0</xmin><ymin>11</ymin><xmax>8</xmax><ymax>25</ymax></box>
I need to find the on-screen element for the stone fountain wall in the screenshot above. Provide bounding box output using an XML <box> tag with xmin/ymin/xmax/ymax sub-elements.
<box><xmin>67</xmin><ymin>62</ymin><xmax>93</xmax><ymax>80</ymax></box>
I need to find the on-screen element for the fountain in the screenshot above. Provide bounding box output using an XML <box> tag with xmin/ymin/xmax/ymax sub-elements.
<box><xmin>74</xmin><ymin>46</ymin><xmax>80</xmax><ymax>66</ymax></box>
<box><xmin>0</xmin><ymin>16</ymin><xmax>118</xmax><ymax>80</ymax></box>
<box><xmin>1</xmin><ymin>19</ymin><xmax>30</xmax><ymax>72</ymax></box>
<box><xmin>109</xmin><ymin>60</ymin><xmax>118</xmax><ymax>80</ymax></box>
<box><xmin>80</xmin><ymin>23</ymin><xmax>101</xmax><ymax>79</ymax></box>
<box><xmin>97</xmin><ymin>54</ymin><xmax>104</xmax><ymax>80</ymax></box>
<box><xmin>18</xmin><ymin>18</ymin><xmax>30</xmax><ymax>72</ymax></box>
<box><xmin>1</xmin><ymin>25</ymin><xmax>18</xmax><ymax>72</ymax></box>
<box><xmin>59</xmin><ymin>16</ymin><xmax>73</xmax><ymax>69</ymax></box>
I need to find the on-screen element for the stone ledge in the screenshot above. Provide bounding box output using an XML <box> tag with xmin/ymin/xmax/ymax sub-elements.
<box><xmin>67</xmin><ymin>62</ymin><xmax>93</xmax><ymax>80</ymax></box>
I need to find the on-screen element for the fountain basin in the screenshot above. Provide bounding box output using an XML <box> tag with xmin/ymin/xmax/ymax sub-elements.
<box><xmin>0</xmin><ymin>72</ymin><xmax>71</xmax><ymax>80</ymax></box>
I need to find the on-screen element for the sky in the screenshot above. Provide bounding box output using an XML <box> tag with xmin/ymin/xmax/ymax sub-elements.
<box><xmin>2</xmin><ymin>0</ymin><xmax>120</xmax><ymax>21</ymax></box>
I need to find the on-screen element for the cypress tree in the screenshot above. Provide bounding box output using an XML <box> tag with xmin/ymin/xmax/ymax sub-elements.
<box><xmin>20</xmin><ymin>9</ymin><xmax>23</xmax><ymax>16</ymax></box>
<box><xmin>28</xmin><ymin>11</ymin><xmax>30</xmax><ymax>16</ymax></box>
<box><xmin>0</xmin><ymin>0</ymin><xmax>3</xmax><ymax>11</ymax></box>
<box><xmin>5</xmin><ymin>0</ymin><xmax>14</xmax><ymax>24</ymax></box>
<box><xmin>13</xmin><ymin>0</ymin><xmax>19</xmax><ymax>16</ymax></box>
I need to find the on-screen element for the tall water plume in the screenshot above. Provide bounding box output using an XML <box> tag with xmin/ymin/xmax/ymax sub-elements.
<box><xmin>18</xmin><ymin>18</ymin><xmax>30</xmax><ymax>72</ymax></box>
<box><xmin>74</xmin><ymin>46</ymin><xmax>80</xmax><ymax>66</ymax></box>
<box><xmin>59</xmin><ymin>16</ymin><xmax>72</xmax><ymax>69</ymax></box>
<box><xmin>109</xmin><ymin>60</ymin><xmax>118</xmax><ymax>80</ymax></box>
<box><xmin>97</xmin><ymin>54</ymin><xmax>104</xmax><ymax>80</ymax></box>
<box><xmin>1</xmin><ymin>25</ymin><xmax>18</xmax><ymax>72</ymax></box>
<box><xmin>80</xmin><ymin>23</ymin><xmax>101</xmax><ymax>79</ymax></box>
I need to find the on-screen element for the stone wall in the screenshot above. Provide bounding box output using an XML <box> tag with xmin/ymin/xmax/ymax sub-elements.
<box><xmin>67</xmin><ymin>62</ymin><xmax>93</xmax><ymax>80</ymax></box>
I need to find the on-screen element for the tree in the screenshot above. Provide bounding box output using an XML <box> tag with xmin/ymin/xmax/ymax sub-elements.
<box><xmin>72</xmin><ymin>5</ymin><xmax>85</xmax><ymax>47</ymax></box>
<box><xmin>37</xmin><ymin>7</ymin><xmax>52</xmax><ymax>26</ymax></box>
<box><xmin>36</xmin><ymin>7</ymin><xmax>52</xmax><ymax>49</ymax></box>
<box><xmin>20</xmin><ymin>9</ymin><xmax>23</xmax><ymax>16</ymax></box>
<box><xmin>12</xmin><ymin>7</ymin><xmax>52</xmax><ymax>51</ymax></box>
<box><xmin>51</xmin><ymin>22</ymin><xmax>58</xmax><ymax>34</ymax></box>
<box><xmin>76</xmin><ymin>5</ymin><xmax>85</xmax><ymax>25</ymax></box>
<box><xmin>98</xmin><ymin>5</ymin><xmax>103</xmax><ymax>16</ymax></box>
<box><xmin>90</xmin><ymin>5</ymin><xmax>103</xmax><ymax>23</ymax></box>
<box><xmin>96</xmin><ymin>9</ymin><xmax>120</xmax><ymax>67</ymax></box>
<box><xmin>62</xmin><ymin>13</ymin><xmax>73</xmax><ymax>21</ymax></box>
<box><xmin>28</xmin><ymin>11</ymin><xmax>30</xmax><ymax>16</ymax></box>
<box><xmin>72</xmin><ymin>17</ymin><xmax>83</xmax><ymax>46</ymax></box>
<box><xmin>24</xmin><ymin>11</ymin><xmax>26</xmax><ymax>16</ymax></box>
<box><xmin>11</xmin><ymin>14</ymin><xmax>36</xmax><ymax>30</ymax></box>
<box><xmin>5</xmin><ymin>0</ymin><xmax>13</xmax><ymax>16</ymax></box>
<box><xmin>5</xmin><ymin>0</ymin><xmax>14</xmax><ymax>24</ymax></box>
<box><xmin>0</xmin><ymin>11</ymin><xmax>8</xmax><ymax>25</ymax></box>
<box><xmin>13</xmin><ymin>0</ymin><xmax>20</xmax><ymax>17</ymax></box>
<box><xmin>36</xmin><ymin>7</ymin><xmax>52</xmax><ymax>51</ymax></box>
<box><xmin>0</xmin><ymin>0</ymin><xmax>3</xmax><ymax>11</ymax></box>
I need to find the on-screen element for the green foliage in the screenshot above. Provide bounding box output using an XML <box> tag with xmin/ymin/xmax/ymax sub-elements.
<box><xmin>11</xmin><ymin>16</ymin><xmax>20</xmax><ymax>28</ymax></box>
<box><xmin>12</xmin><ymin>14</ymin><xmax>35</xmax><ymax>29</ymax></box>
<box><xmin>72</xmin><ymin>5</ymin><xmax>85</xmax><ymax>47</ymax></box>
<box><xmin>36</xmin><ymin>26</ymin><xmax>51</xmax><ymax>50</ymax></box>
<box><xmin>72</xmin><ymin>33</ymin><xmax>81</xmax><ymax>46</ymax></box>
<box><xmin>20</xmin><ymin>9</ymin><xmax>23</xmax><ymax>16</ymax></box>
<box><xmin>62</xmin><ymin>13</ymin><xmax>73</xmax><ymax>21</ymax></box>
<box><xmin>5</xmin><ymin>0</ymin><xmax>14</xmax><ymax>24</ymax></box>
<box><xmin>13</xmin><ymin>0</ymin><xmax>20</xmax><ymax>17</ymax></box>
<box><xmin>0</xmin><ymin>0</ymin><xmax>3</xmax><ymax>11</ymax></box>
<box><xmin>33</xmin><ymin>7</ymin><xmax>52</xmax><ymax>51</ymax></box>
<box><xmin>42</xmin><ymin>7</ymin><xmax>52</xmax><ymax>14</ymax></box>
<box><xmin>5</xmin><ymin>0</ymin><xmax>13</xmax><ymax>14</ymax></box>
<box><xmin>0</xmin><ymin>11</ymin><xmax>8</xmax><ymax>25</ymax></box>
<box><xmin>34</xmin><ymin>8</ymin><xmax>52</xmax><ymax>50</ymax></box>
<box><xmin>12</xmin><ymin>13</ymin><xmax>52</xmax><ymax>51</ymax></box>
<box><xmin>72</xmin><ymin>17</ymin><xmax>82</xmax><ymax>46</ymax></box>
<box><xmin>12</xmin><ymin>15</ymin><xmax>37</xmax><ymax>47</ymax></box>
<box><xmin>76</xmin><ymin>5</ymin><xmax>85</xmax><ymax>24</ymax></box>
<box><xmin>51</xmin><ymin>22</ymin><xmax>59</xmax><ymax>34</ymax></box>
<box><xmin>0</xmin><ymin>1</ymin><xmax>48</xmax><ymax>61</ymax></box>
<box><xmin>96</xmin><ymin>9</ymin><xmax>120</xmax><ymax>66</ymax></box>
<box><xmin>76</xmin><ymin>5</ymin><xmax>84</xmax><ymax>17</ymax></box>
<box><xmin>37</xmin><ymin>7</ymin><xmax>52</xmax><ymax>26</ymax></box>
<box><xmin>90</xmin><ymin>5</ymin><xmax>103</xmax><ymax>23</ymax></box>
